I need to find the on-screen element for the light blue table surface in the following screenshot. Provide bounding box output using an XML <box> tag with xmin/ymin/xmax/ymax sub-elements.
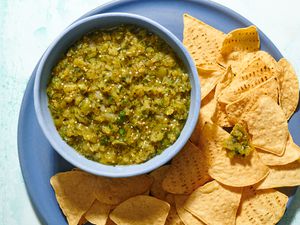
<box><xmin>1</xmin><ymin>0</ymin><xmax>300</xmax><ymax>224</ymax></box>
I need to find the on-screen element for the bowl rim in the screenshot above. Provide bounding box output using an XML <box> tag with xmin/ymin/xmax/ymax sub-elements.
<box><xmin>34</xmin><ymin>12</ymin><xmax>200</xmax><ymax>177</ymax></box>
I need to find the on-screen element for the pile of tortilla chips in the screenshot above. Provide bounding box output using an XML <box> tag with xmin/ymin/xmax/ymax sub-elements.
<box><xmin>50</xmin><ymin>14</ymin><xmax>300</xmax><ymax>225</ymax></box>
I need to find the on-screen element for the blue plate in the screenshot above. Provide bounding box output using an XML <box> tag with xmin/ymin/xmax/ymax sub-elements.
<box><xmin>18</xmin><ymin>0</ymin><xmax>300</xmax><ymax>224</ymax></box>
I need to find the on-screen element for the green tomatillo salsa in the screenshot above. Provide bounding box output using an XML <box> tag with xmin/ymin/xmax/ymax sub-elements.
<box><xmin>223</xmin><ymin>124</ymin><xmax>254</xmax><ymax>158</ymax></box>
<box><xmin>47</xmin><ymin>25</ymin><xmax>191</xmax><ymax>165</ymax></box>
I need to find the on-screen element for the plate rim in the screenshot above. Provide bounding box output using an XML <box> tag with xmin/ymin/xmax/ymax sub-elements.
<box><xmin>17</xmin><ymin>0</ymin><xmax>295</xmax><ymax>224</ymax></box>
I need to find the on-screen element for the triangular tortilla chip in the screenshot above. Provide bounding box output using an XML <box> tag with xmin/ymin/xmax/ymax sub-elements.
<box><xmin>278</xmin><ymin>58</ymin><xmax>299</xmax><ymax>120</ymax></box>
<box><xmin>198</xmin><ymin>67</ymin><xmax>223</xmax><ymax>100</ymax></box>
<box><xmin>225</xmin><ymin>76</ymin><xmax>280</xmax><ymax>124</ymax></box>
<box><xmin>200</xmin><ymin>122</ymin><xmax>269</xmax><ymax>187</ymax></box>
<box><xmin>50</xmin><ymin>171</ymin><xmax>96</xmax><ymax>225</ymax></box>
<box><xmin>218</xmin><ymin>57</ymin><xmax>276</xmax><ymax>103</ymax></box>
<box><xmin>236</xmin><ymin>187</ymin><xmax>288</xmax><ymax>225</ymax></box>
<box><xmin>110</xmin><ymin>195</ymin><xmax>170</xmax><ymax>225</ymax></box>
<box><xmin>212</xmin><ymin>67</ymin><xmax>234</xmax><ymax>127</ymax></box>
<box><xmin>150</xmin><ymin>165</ymin><xmax>170</xmax><ymax>200</ymax></box>
<box><xmin>164</xmin><ymin>195</ymin><xmax>185</xmax><ymax>225</ymax></box>
<box><xmin>215</xmin><ymin>66</ymin><xmax>234</xmax><ymax>97</ymax></box>
<box><xmin>220</xmin><ymin>50</ymin><xmax>277</xmax><ymax>77</ymax></box>
<box><xmin>256</xmin><ymin>160</ymin><xmax>300</xmax><ymax>189</ymax></box>
<box><xmin>242</xmin><ymin>95</ymin><xmax>288</xmax><ymax>156</ymax></box>
<box><xmin>162</xmin><ymin>141</ymin><xmax>211</xmax><ymax>194</ymax></box>
<box><xmin>94</xmin><ymin>175</ymin><xmax>153</xmax><ymax>205</ymax></box>
<box><xmin>165</xmin><ymin>205</ymin><xmax>184</xmax><ymax>225</ymax></box>
<box><xmin>190</xmin><ymin>90</ymin><xmax>216</xmax><ymax>146</ymax></box>
<box><xmin>184</xmin><ymin>180</ymin><xmax>242</xmax><ymax>225</ymax></box>
<box><xmin>84</xmin><ymin>200</ymin><xmax>111</xmax><ymax>225</ymax></box>
<box><xmin>211</xmin><ymin>102</ymin><xmax>232</xmax><ymax>127</ymax></box>
<box><xmin>221</xmin><ymin>26</ymin><xmax>260</xmax><ymax>57</ymax></box>
<box><xmin>183</xmin><ymin>14</ymin><xmax>225</xmax><ymax>67</ymax></box>
<box><xmin>174</xmin><ymin>195</ymin><xmax>205</xmax><ymax>225</ymax></box>
<box><xmin>257</xmin><ymin>134</ymin><xmax>300</xmax><ymax>166</ymax></box>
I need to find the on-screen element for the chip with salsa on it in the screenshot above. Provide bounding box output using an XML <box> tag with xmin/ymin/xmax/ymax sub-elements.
<box><xmin>222</xmin><ymin>124</ymin><xmax>254</xmax><ymax>158</ymax></box>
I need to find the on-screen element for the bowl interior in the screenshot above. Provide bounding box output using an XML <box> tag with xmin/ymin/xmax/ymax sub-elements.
<box><xmin>34</xmin><ymin>13</ymin><xmax>200</xmax><ymax>177</ymax></box>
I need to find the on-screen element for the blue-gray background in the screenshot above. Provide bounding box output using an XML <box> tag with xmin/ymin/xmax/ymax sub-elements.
<box><xmin>1</xmin><ymin>0</ymin><xmax>300</xmax><ymax>224</ymax></box>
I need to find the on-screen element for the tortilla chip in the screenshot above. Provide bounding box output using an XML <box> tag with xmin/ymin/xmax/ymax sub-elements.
<box><xmin>190</xmin><ymin>64</ymin><xmax>231</xmax><ymax>142</ymax></box>
<box><xmin>200</xmin><ymin>122</ymin><xmax>269</xmax><ymax>187</ymax></box>
<box><xmin>215</xmin><ymin>66</ymin><xmax>234</xmax><ymax>97</ymax></box>
<box><xmin>184</xmin><ymin>180</ymin><xmax>242</xmax><ymax>225</ymax></box>
<box><xmin>256</xmin><ymin>160</ymin><xmax>300</xmax><ymax>189</ymax></box>
<box><xmin>226</xmin><ymin>76</ymin><xmax>280</xmax><ymax>123</ymax></box>
<box><xmin>200</xmin><ymin>90</ymin><xmax>217</xmax><ymax>119</ymax></box>
<box><xmin>84</xmin><ymin>200</ymin><xmax>111</xmax><ymax>225</ymax></box>
<box><xmin>190</xmin><ymin>90</ymin><xmax>216</xmax><ymax>146</ymax></box>
<box><xmin>105</xmin><ymin>219</ymin><xmax>117</xmax><ymax>225</ymax></box>
<box><xmin>257</xmin><ymin>134</ymin><xmax>300</xmax><ymax>166</ymax></box>
<box><xmin>278</xmin><ymin>58</ymin><xmax>299</xmax><ymax>120</ymax></box>
<box><xmin>242</xmin><ymin>95</ymin><xmax>288</xmax><ymax>156</ymax></box>
<box><xmin>255</xmin><ymin>51</ymin><xmax>278</xmax><ymax>72</ymax></box>
<box><xmin>212</xmin><ymin>67</ymin><xmax>234</xmax><ymax>127</ymax></box>
<box><xmin>198</xmin><ymin>67</ymin><xmax>223</xmax><ymax>100</ymax></box>
<box><xmin>163</xmin><ymin>195</ymin><xmax>184</xmax><ymax>225</ymax></box>
<box><xmin>150</xmin><ymin>165</ymin><xmax>170</xmax><ymax>200</ymax></box>
<box><xmin>197</xmin><ymin>64</ymin><xmax>224</xmax><ymax>73</ymax></box>
<box><xmin>165</xmin><ymin>205</ymin><xmax>184</xmax><ymax>225</ymax></box>
<box><xmin>221</xmin><ymin>26</ymin><xmax>260</xmax><ymax>57</ymax></box>
<box><xmin>218</xmin><ymin>58</ymin><xmax>275</xmax><ymax>104</ymax></box>
<box><xmin>174</xmin><ymin>195</ymin><xmax>205</xmax><ymax>225</ymax></box>
<box><xmin>50</xmin><ymin>171</ymin><xmax>96</xmax><ymax>225</ymax></box>
<box><xmin>110</xmin><ymin>195</ymin><xmax>170</xmax><ymax>225</ymax></box>
<box><xmin>222</xmin><ymin>50</ymin><xmax>278</xmax><ymax>76</ymax></box>
<box><xmin>190</xmin><ymin>113</ymin><xmax>205</xmax><ymax>147</ymax></box>
<box><xmin>211</xmin><ymin>102</ymin><xmax>232</xmax><ymax>127</ymax></box>
<box><xmin>236</xmin><ymin>187</ymin><xmax>288</xmax><ymax>225</ymax></box>
<box><xmin>78</xmin><ymin>216</ymin><xmax>88</xmax><ymax>225</ymax></box>
<box><xmin>183</xmin><ymin>14</ymin><xmax>225</xmax><ymax>67</ymax></box>
<box><xmin>162</xmin><ymin>141</ymin><xmax>211</xmax><ymax>194</ymax></box>
<box><xmin>94</xmin><ymin>175</ymin><xmax>153</xmax><ymax>205</ymax></box>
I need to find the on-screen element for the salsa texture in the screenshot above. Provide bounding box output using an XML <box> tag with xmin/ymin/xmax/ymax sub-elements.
<box><xmin>223</xmin><ymin>124</ymin><xmax>254</xmax><ymax>158</ymax></box>
<box><xmin>47</xmin><ymin>25</ymin><xmax>191</xmax><ymax>165</ymax></box>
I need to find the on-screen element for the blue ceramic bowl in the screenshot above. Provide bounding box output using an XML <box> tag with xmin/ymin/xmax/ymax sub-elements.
<box><xmin>34</xmin><ymin>13</ymin><xmax>200</xmax><ymax>177</ymax></box>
